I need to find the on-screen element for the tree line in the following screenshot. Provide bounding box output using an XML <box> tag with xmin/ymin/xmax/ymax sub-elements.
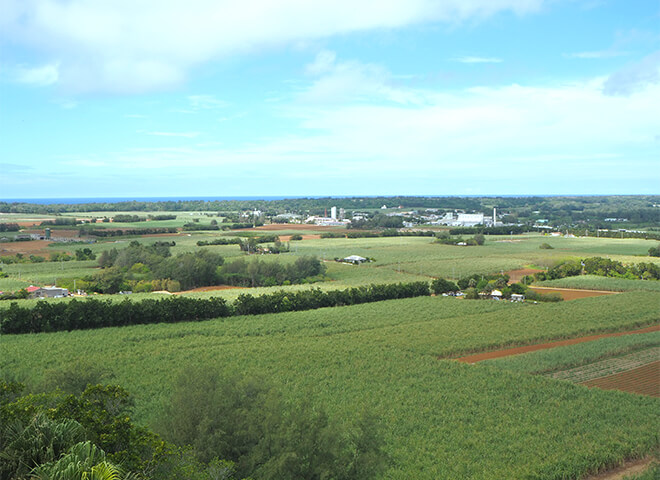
<box><xmin>81</xmin><ymin>227</ymin><xmax>178</xmax><ymax>237</ymax></box>
<box><xmin>532</xmin><ymin>257</ymin><xmax>660</xmax><ymax>282</ymax></box>
<box><xmin>72</xmin><ymin>241</ymin><xmax>322</xmax><ymax>293</ymax></box>
<box><xmin>0</xmin><ymin>281</ymin><xmax>431</xmax><ymax>334</ymax></box>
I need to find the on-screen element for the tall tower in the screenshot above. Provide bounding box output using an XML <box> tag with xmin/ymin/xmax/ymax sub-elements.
<box><xmin>331</xmin><ymin>206</ymin><xmax>337</xmax><ymax>220</ymax></box>
<box><xmin>493</xmin><ymin>207</ymin><xmax>497</xmax><ymax>226</ymax></box>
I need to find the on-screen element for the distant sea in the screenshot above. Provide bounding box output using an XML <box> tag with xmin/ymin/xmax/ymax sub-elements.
<box><xmin>1</xmin><ymin>196</ymin><xmax>318</xmax><ymax>205</ymax></box>
<box><xmin>1</xmin><ymin>194</ymin><xmax>596</xmax><ymax>205</ymax></box>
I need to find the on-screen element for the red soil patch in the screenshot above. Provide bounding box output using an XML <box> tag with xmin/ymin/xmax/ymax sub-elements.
<box><xmin>0</xmin><ymin>240</ymin><xmax>54</xmax><ymax>257</ymax></box>
<box><xmin>15</xmin><ymin>221</ymin><xmax>46</xmax><ymax>227</ymax></box>
<box><xmin>505</xmin><ymin>268</ymin><xmax>544</xmax><ymax>283</ymax></box>
<box><xmin>279</xmin><ymin>234</ymin><xmax>321</xmax><ymax>242</ymax></box>
<box><xmin>174</xmin><ymin>285</ymin><xmax>247</xmax><ymax>294</ymax></box>
<box><xmin>528</xmin><ymin>286</ymin><xmax>617</xmax><ymax>300</ymax></box>
<box><xmin>455</xmin><ymin>324</ymin><xmax>660</xmax><ymax>364</ymax></box>
<box><xmin>581</xmin><ymin>361</ymin><xmax>660</xmax><ymax>397</ymax></box>
<box><xmin>238</xmin><ymin>224</ymin><xmax>339</xmax><ymax>232</ymax></box>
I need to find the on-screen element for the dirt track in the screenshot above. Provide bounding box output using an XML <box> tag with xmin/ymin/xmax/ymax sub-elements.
<box><xmin>455</xmin><ymin>324</ymin><xmax>660</xmax><ymax>363</ymax></box>
<box><xmin>583</xmin><ymin>456</ymin><xmax>657</xmax><ymax>480</ymax></box>
<box><xmin>581</xmin><ymin>361</ymin><xmax>659</xmax><ymax>397</ymax></box>
<box><xmin>528</xmin><ymin>286</ymin><xmax>617</xmax><ymax>300</ymax></box>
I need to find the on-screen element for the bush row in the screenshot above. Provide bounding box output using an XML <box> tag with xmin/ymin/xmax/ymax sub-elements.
<box><xmin>320</xmin><ymin>230</ymin><xmax>436</xmax><ymax>239</ymax></box>
<box><xmin>0</xmin><ymin>281</ymin><xmax>431</xmax><ymax>334</ymax></box>
<box><xmin>82</xmin><ymin>227</ymin><xmax>178</xmax><ymax>237</ymax></box>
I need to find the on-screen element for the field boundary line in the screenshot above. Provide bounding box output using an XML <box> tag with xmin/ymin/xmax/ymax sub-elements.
<box><xmin>582</xmin><ymin>455</ymin><xmax>657</xmax><ymax>480</ymax></box>
<box><xmin>454</xmin><ymin>324</ymin><xmax>660</xmax><ymax>363</ymax></box>
<box><xmin>530</xmin><ymin>286</ymin><xmax>620</xmax><ymax>294</ymax></box>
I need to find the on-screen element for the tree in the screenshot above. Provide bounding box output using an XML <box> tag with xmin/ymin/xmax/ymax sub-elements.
<box><xmin>431</xmin><ymin>278</ymin><xmax>458</xmax><ymax>294</ymax></box>
<box><xmin>158</xmin><ymin>369</ymin><xmax>387</xmax><ymax>480</ymax></box>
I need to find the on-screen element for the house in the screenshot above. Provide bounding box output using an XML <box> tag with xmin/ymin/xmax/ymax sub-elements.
<box><xmin>30</xmin><ymin>286</ymin><xmax>69</xmax><ymax>298</ymax></box>
<box><xmin>511</xmin><ymin>294</ymin><xmax>525</xmax><ymax>302</ymax></box>
<box><xmin>491</xmin><ymin>290</ymin><xmax>502</xmax><ymax>299</ymax></box>
<box><xmin>342</xmin><ymin>255</ymin><xmax>367</xmax><ymax>264</ymax></box>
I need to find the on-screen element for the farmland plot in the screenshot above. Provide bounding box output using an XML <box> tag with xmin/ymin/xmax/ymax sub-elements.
<box><xmin>1</xmin><ymin>292</ymin><xmax>659</xmax><ymax>479</ymax></box>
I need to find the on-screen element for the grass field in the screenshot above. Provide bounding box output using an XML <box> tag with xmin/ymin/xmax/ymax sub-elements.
<box><xmin>537</xmin><ymin>275</ymin><xmax>660</xmax><ymax>292</ymax></box>
<box><xmin>2</xmin><ymin>292</ymin><xmax>659</xmax><ymax>479</ymax></box>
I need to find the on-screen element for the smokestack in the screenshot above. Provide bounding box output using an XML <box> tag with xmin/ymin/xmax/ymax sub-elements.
<box><xmin>493</xmin><ymin>207</ymin><xmax>497</xmax><ymax>225</ymax></box>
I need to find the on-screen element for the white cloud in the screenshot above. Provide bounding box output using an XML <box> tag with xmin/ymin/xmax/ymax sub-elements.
<box><xmin>187</xmin><ymin>95</ymin><xmax>227</xmax><ymax>110</ymax></box>
<box><xmin>603</xmin><ymin>50</ymin><xmax>660</xmax><ymax>96</ymax></box>
<box><xmin>0</xmin><ymin>0</ymin><xmax>545</xmax><ymax>93</ymax></box>
<box><xmin>564</xmin><ymin>50</ymin><xmax>628</xmax><ymax>59</ymax></box>
<box><xmin>14</xmin><ymin>62</ymin><xmax>59</xmax><ymax>86</ymax></box>
<box><xmin>453</xmin><ymin>56</ymin><xmax>503</xmax><ymax>63</ymax></box>
<box><xmin>67</xmin><ymin>74</ymin><xmax>659</xmax><ymax>192</ymax></box>
<box><xmin>300</xmin><ymin>51</ymin><xmax>423</xmax><ymax>105</ymax></box>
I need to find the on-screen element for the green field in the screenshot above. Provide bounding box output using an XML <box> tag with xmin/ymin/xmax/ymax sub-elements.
<box><xmin>2</xmin><ymin>292</ymin><xmax>659</xmax><ymax>479</ymax></box>
<box><xmin>537</xmin><ymin>275</ymin><xmax>660</xmax><ymax>292</ymax></box>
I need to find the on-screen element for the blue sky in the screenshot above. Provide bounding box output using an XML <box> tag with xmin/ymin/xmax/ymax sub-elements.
<box><xmin>1</xmin><ymin>0</ymin><xmax>659</xmax><ymax>199</ymax></box>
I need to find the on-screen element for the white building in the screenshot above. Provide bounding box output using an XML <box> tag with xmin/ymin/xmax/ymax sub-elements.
<box><xmin>331</xmin><ymin>206</ymin><xmax>337</xmax><ymax>220</ymax></box>
<box><xmin>455</xmin><ymin>213</ymin><xmax>484</xmax><ymax>227</ymax></box>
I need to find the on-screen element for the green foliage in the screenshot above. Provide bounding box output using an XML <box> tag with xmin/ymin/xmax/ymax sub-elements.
<box><xmin>463</xmin><ymin>287</ymin><xmax>479</xmax><ymax>299</ymax></box>
<box><xmin>40</xmin><ymin>360</ymin><xmax>115</xmax><ymax>395</ymax></box>
<box><xmin>218</xmin><ymin>255</ymin><xmax>324</xmax><ymax>287</ymax></box>
<box><xmin>649</xmin><ymin>244</ymin><xmax>660</xmax><ymax>257</ymax></box>
<box><xmin>539</xmin><ymin>242</ymin><xmax>554</xmax><ymax>249</ymax></box>
<box><xmin>536</xmin><ymin>257</ymin><xmax>660</xmax><ymax>282</ymax></box>
<box><xmin>0</xmin><ymin>223</ymin><xmax>20</xmax><ymax>232</ymax></box>
<box><xmin>0</xmin><ymin>412</ymin><xmax>85</xmax><ymax>479</ymax></box>
<box><xmin>158</xmin><ymin>368</ymin><xmax>388</xmax><ymax>480</ymax></box>
<box><xmin>431</xmin><ymin>278</ymin><xmax>459</xmax><ymax>294</ymax></box>
<box><xmin>112</xmin><ymin>214</ymin><xmax>147</xmax><ymax>223</ymax></box>
<box><xmin>2</xmin><ymin>293</ymin><xmax>660</xmax><ymax>479</ymax></box>
<box><xmin>76</xmin><ymin>248</ymin><xmax>97</xmax><ymax>261</ymax></box>
<box><xmin>0</xmin><ymin>281</ymin><xmax>431</xmax><ymax>334</ymax></box>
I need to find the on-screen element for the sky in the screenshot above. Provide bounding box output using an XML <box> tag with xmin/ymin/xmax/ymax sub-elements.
<box><xmin>1</xmin><ymin>0</ymin><xmax>659</xmax><ymax>199</ymax></box>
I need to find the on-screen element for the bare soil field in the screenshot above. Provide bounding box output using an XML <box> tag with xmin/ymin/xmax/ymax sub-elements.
<box><xmin>279</xmin><ymin>234</ymin><xmax>321</xmax><ymax>241</ymax></box>
<box><xmin>456</xmin><ymin>324</ymin><xmax>660</xmax><ymax>363</ymax></box>
<box><xmin>506</xmin><ymin>268</ymin><xmax>544</xmax><ymax>283</ymax></box>
<box><xmin>528</xmin><ymin>286</ymin><xmax>617</xmax><ymax>300</ymax></box>
<box><xmin>0</xmin><ymin>240</ymin><xmax>54</xmax><ymax>257</ymax></box>
<box><xmin>581</xmin><ymin>360</ymin><xmax>660</xmax><ymax>397</ymax></box>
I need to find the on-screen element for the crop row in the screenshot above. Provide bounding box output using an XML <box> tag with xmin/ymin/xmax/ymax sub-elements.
<box><xmin>484</xmin><ymin>330</ymin><xmax>660</xmax><ymax>375</ymax></box>
<box><xmin>1</xmin><ymin>292</ymin><xmax>659</xmax><ymax>479</ymax></box>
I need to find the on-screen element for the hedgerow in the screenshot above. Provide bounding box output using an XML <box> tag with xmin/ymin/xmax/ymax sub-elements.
<box><xmin>0</xmin><ymin>281</ymin><xmax>431</xmax><ymax>334</ymax></box>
